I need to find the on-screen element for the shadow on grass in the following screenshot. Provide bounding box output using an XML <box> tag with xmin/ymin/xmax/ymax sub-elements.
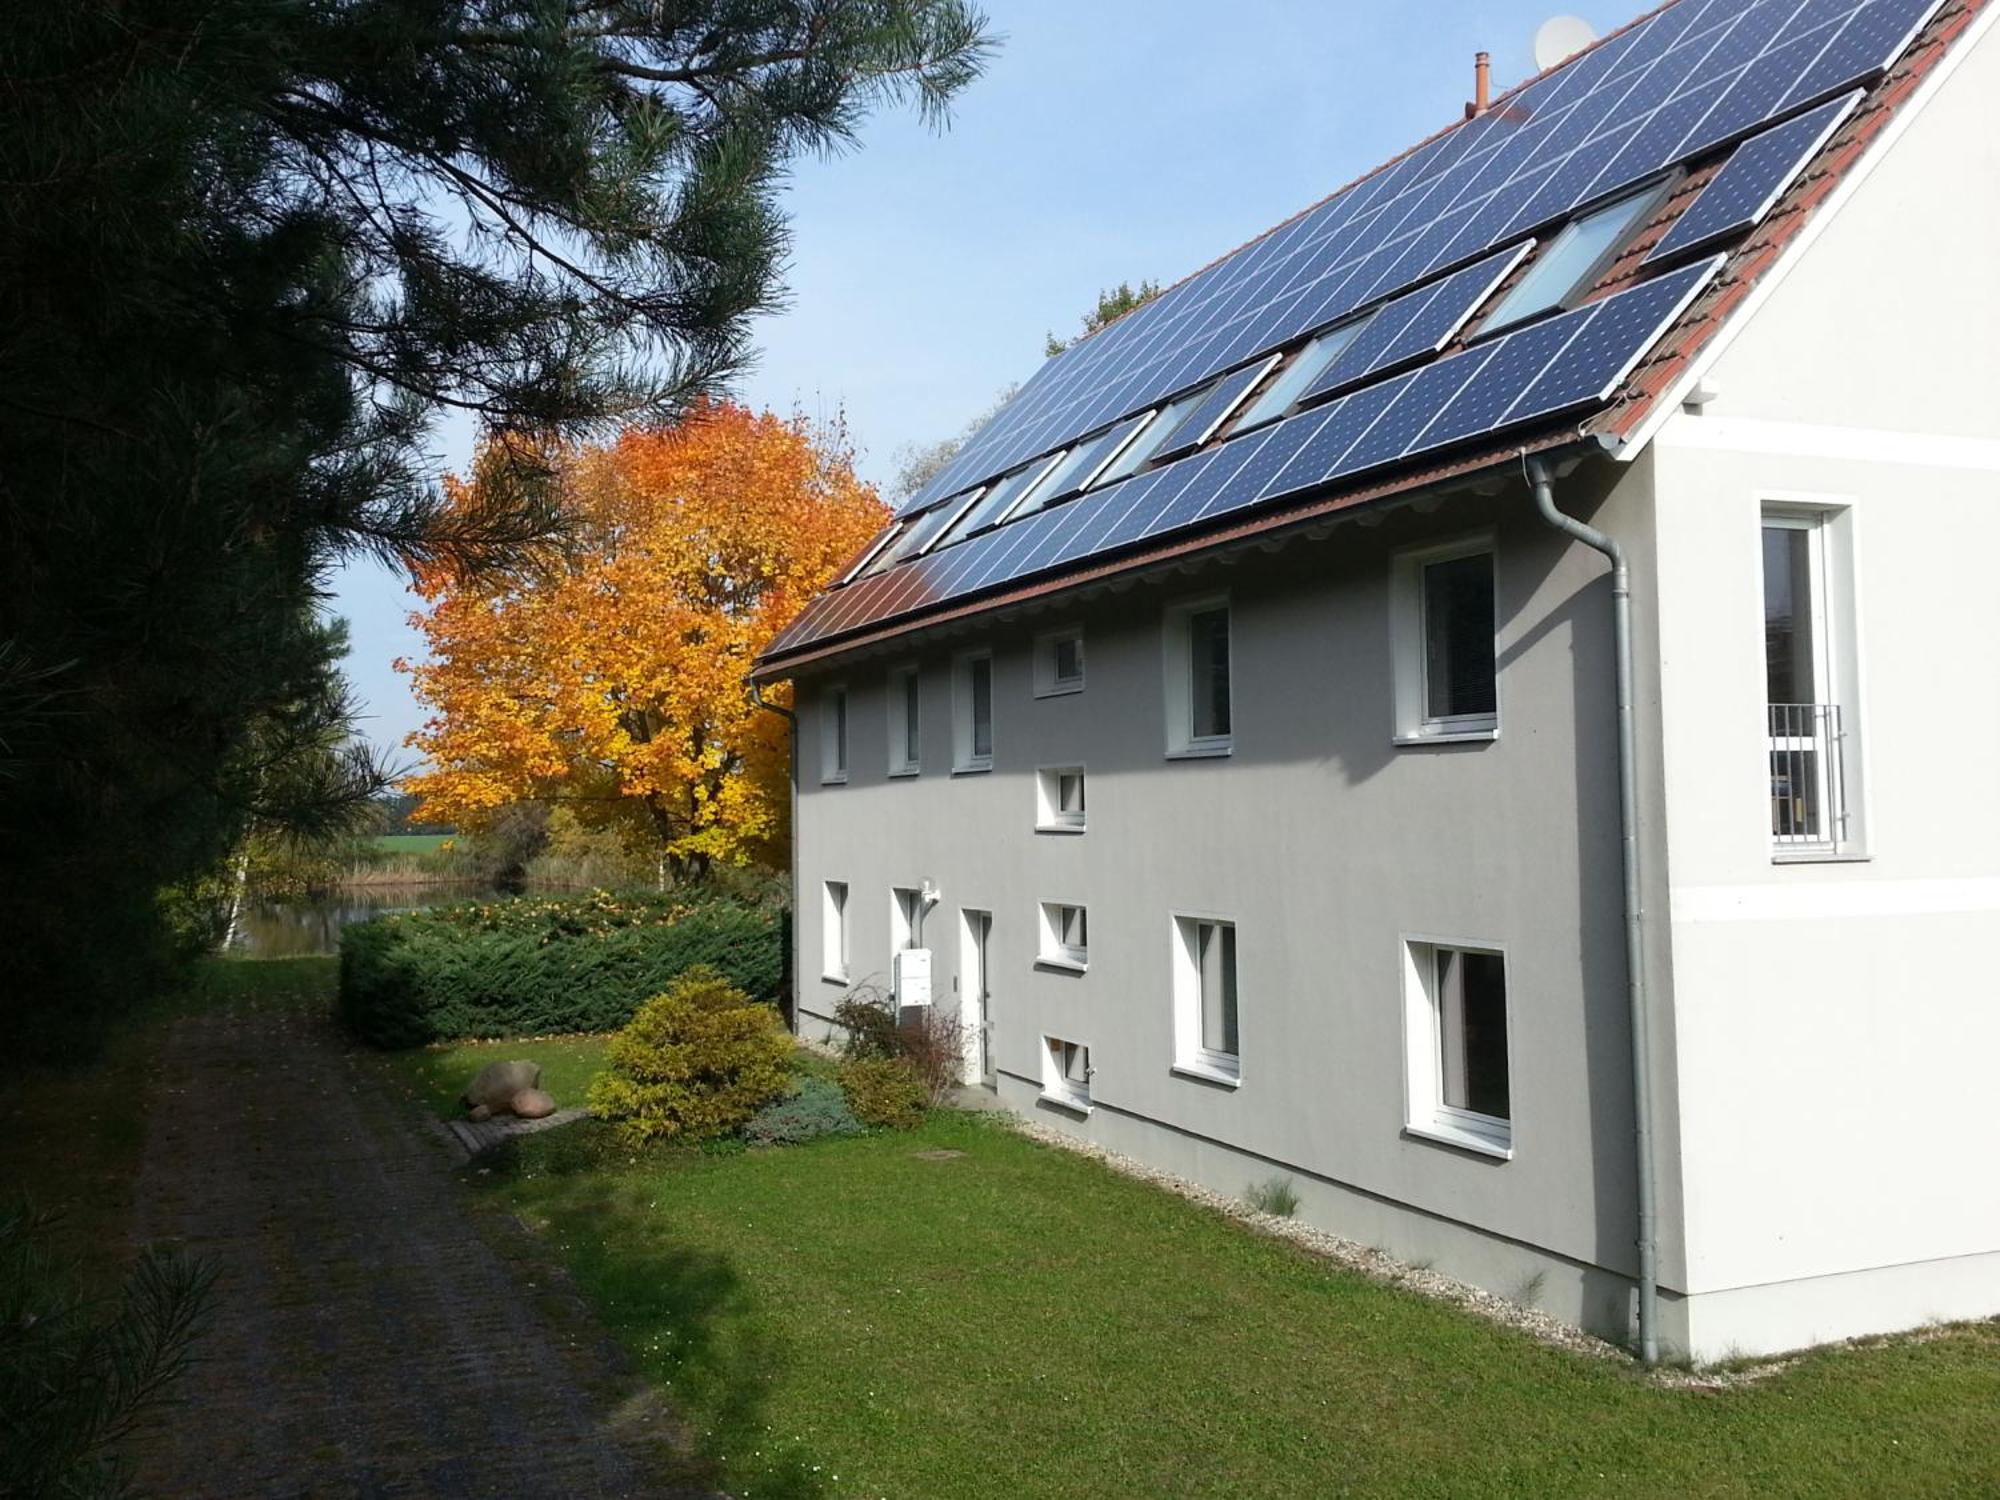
<box><xmin>482</xmin><ymin>1127</ymin><xmax>835</xmax><ymax>1500</ymax></box>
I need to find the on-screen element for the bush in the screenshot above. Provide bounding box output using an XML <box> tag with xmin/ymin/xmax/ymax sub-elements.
<box><xmin>741</xmin><ymin>1075</ymin><xmax>862</xmax><ymax>1147</ymax></box>
<box><xmin>893</xmin><ymin>1005</ymin><xmax>970</xmax><ymax>1106</ymax></box>
<box><xmin>831</xmin><ymin>984</ymin><xmax>901</xmax><ymax>1060</ymax></box>
<box><xmin>586</xmin><ymin>967</ymin><xmax>794</xmax><ymax>1145</ymax></box>
<box><xmin>838</xmin><ymin>1057</ymin><xmax>927</xmax><ymax>1131</ymax></box>
<box><xmin>1246</xmin><ymin>1176</ymin><xmax>1301</xmax><ymax>1218</ymax></box>
<box><xmin>338</xmin><ymin>888</ymin><xmax>783</xmax><ymax>1048</ymax></box>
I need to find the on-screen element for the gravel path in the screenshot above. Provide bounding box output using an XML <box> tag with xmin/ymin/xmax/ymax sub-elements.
<box><xmin>128</xmin><ymin>995</ymin><xmax>693</xmax><ymax>1498</ymax></box>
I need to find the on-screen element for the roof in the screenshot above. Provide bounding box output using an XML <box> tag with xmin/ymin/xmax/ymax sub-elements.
<box><xmin>757</xmin><ymin>0</ymin><xmax>1984</xmax><ymax>681</ymax></box>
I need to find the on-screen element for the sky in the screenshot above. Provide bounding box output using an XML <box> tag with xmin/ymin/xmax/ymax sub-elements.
<box><xmin>332</xmin><ymin>0</ymin><xmax>1634</xmax><ymax>764</ymax></box>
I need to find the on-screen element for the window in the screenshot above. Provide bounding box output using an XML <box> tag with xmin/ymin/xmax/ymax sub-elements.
<box><xmin>1164</xmin><ymin>596</ymin><xmax>1232</xmax><ymax>756</ymax></box>
<box><xmin>1041</xmin><ymin>1036</ymin><xmax>1093</xmax><ymax>1110</ymax></box>
<box><xmin>1763</xmin><ymin>505</ymin><xmax>1860</xmax><ymax>855</ymax></box>
<box><xmin>1035</xmin><ymin>766</ymin><xmax>1087</xmax><ymax>832</ymax></box>
<box><xmin>1095</xmin><ymin>388</ymin><xmax>1206</xmax><ymax>488</ymax></box>
<box><xmin>820</xmin><ymin>684</ymin><xmax>849</xmax><ymax>782</ymax></box>
<box><xmin>888</xmin><ymin>664</ymin><xmax>921</xmax><ymax>776</ymax></box>
<box><xmin>842</xmin><ymin>523</ymin><xmax>902</xmax><ymax>584</ymax></box>
<box><xmin>1479</xmin><ymin>185</ymin><xmax>1665</xmax><ymax>335</ymax></box>
<box><xmin>891</xmin><ymin>886</ymin><xmax>924</xmax><ymax>952</ymax></box>
<box><xmin>1232</xmin><ymin>318</ymin><xmax>1371</xmax><ymax>431</ymax></box>
<box><xmin>1403</xmin><ymin>939</ymin><xmax>1511</xmax><ymax>1155</ymax></box>
<box><xmin>1172</xmin><ymin>916</ymin><xmax>1239</xmax><ymax>1083</ymax></box>
<box><xmin>1034</xmin><ymin>627</ymin><xmax>1085</xmax><ymax>696</ymax></box>
<box><xmin>1038</xmin><ymin>901</ymin><xmax>1088</xmax><ymax>970</ymax></box>
<box><xmin>953</xmin><ymin>650</ymin><xmax>994</xmax><ymax>772</ymax></box>
<box><xmin>1392</xmin><ymin>535</ymin><xmax>1498</xmax><ymax>742</ymax></box>
<box><xmin>821</xmin><ymin>882</ymin><xmax>849</xmax><ymax>982</ymax></box>
<box><xmin>938</xmin><ymin>456</ymin><xmax>1063</xmax><ymax>546</ymax></box>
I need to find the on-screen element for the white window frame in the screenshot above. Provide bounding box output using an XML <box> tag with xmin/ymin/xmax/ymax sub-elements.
<box><xmin>1400</xmin><ymin>935</ymin><xmax>1513</xmax><ymax>1158</ymax></box>
<box><xmin>887</xmin><ymin>662</ymin><xmax>921</xmax><ymax>777</ymax></box>
<box><xmin>891</xmin><ymin>885</ymin><xmax>923</xmax><ymax>954</ymax></box>
<box><xmin>819</xmin><ymin>683</ymin><xmax>850</xmax><ymax>783</ymax></box>
<box><xmin>1040</xmin><ymin>1034</ymin><xmax>1093</xmax><ymax>1113</ymax></box>
<box><xmin>1163</xmin><ymin>593</ymin><xmax>1233</xmax><ymax>759</ymax></box>
<box><xmin>1760</xmin><ymin>496</ymin><xmax>1867</xmax><ymax>861</ymax></box>
<box><xmin>820</xmin><ymin>881</ymin><xmax>849</xmax><ymax>983</ymax></box>
<box><xmin>952</xmin><ymin>648</ymin><xmax>994</xmax><ymax>773</ymax></box>
<box><xmin>1036</xmin><ymin>900</ymin><xmax>1089</xmax><ymax>972</ymax></box>
<box><xmin>1033</xmin><ymin>626</ymin><xmax>1086</xmax><ymax>697</ymax></box>
<box><xmin>1390</xmin><ymin>532</ymin><xmax>1500</xmax><ymax>745</ymax></box>
<box><xmin>1170</xmin><ymin>912</ymin><xmax>1241</xmax><ymax>1086</ymax></box>
<box><xmin>1034</xmin><ymin>765</ymin><xmax>1087</xmax><ymax>834</ymax></box>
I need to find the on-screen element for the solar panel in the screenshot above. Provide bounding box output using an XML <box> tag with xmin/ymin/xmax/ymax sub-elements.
<box><xmin>893</xmin><ymin>0</ymin><xmax>1938</xmax><ymax>515</ymax></box>
<box><xmin>1149</xmin><ymin>356</ymin><xmax>1280</xmax><ymax>465</ymax></box>
<box><xmin>1303</xmin><ymin>242</ymin><xmax>1535</xmax><ymax>403</ymax></box>
<box><xmin>1645</xmin><ymin>89</ymin><xmax>1860</xmax><ymax>262</ymax></box>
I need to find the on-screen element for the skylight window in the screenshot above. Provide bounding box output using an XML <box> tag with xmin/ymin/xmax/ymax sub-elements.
<box><xmin>934</xmin><ymin>454</ymin><xmax>1063</xmax><ymax>547</ymax></box>
<box><xmin>1093</xmin><ymin>388</ymin><xmax>1206</xmax><ymax>488</ymax></box>
<box><xmin>1478</xmin><ymin>186</ymin><xmax>1664</xmax><ymax>336</ymax></box>
<box><xmin>1233</xmin><ymin>318</ymin><xmax>1371</xmax><ymax>432</ymax></box>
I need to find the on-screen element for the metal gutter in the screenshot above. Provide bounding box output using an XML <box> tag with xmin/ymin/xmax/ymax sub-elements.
<box><xmin>1526</xmin><ymin>452</ymin><xmax>1660</xmax><ymax>1366</ymax></box>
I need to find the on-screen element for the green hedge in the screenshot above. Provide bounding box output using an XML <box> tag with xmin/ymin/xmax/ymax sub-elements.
<box><xmin>338</xmin><ymin>890</ymin><xmax>784</xmax><ymax>1049</ymax></box>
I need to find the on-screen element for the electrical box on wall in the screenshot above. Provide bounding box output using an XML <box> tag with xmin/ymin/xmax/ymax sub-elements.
<box><xmin>893</xmin><ymin>947</ymin><xmax>932</xmax><ymax>1011</ymax></box>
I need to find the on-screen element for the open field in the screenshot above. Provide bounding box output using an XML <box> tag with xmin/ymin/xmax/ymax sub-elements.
<box><xmin>369</xmin><ymin>832</ymin><xmax>455</xmax><ymax>855</ymax></box>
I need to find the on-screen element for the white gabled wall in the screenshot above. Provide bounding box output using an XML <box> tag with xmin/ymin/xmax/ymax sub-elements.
<box><xmin>1648</xmin><ymin>10</ymin><xmax>2000</xmax><ymax>1357</ymax></box>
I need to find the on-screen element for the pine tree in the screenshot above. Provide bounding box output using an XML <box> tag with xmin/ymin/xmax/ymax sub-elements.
<box><xmin>0</xmin><ymin>0</ymin><xmax>993</xmax><ymax>1055</ymax></box>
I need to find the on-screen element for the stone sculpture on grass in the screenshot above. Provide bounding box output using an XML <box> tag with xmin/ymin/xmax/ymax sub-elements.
<box><xmin>462</xmin><ymin>1060</ymin><xmax>558</xmax><ymax>1122</ymax></box>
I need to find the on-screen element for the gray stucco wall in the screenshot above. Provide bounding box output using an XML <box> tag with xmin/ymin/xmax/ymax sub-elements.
<box><xmin>788</xmin><ymin>470</ymin><xmax>1661</xmax><ymax>1337</ymax></box>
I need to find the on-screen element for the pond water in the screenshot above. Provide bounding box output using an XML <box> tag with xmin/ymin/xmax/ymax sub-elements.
<box><xmin>228</xmin><ymin>884</ymin><xmax>504</xmax><ymax>958</ymax></box>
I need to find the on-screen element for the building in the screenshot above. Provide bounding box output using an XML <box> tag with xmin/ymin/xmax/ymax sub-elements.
<box><xmin>751</xmin><ymin>0</ymin><xmax>1999</xmax><ymax>1363</ymax></box>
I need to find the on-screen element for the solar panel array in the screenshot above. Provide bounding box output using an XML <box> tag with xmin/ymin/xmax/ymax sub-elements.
<box><xmin>767</xmin><ymin>258</ymin><xmax>1721</xmax><ymax>657</ymax></box>
<box><xmin>1645</xmin><ymin>87</ymin><xmax>1863</xmax><ymax>260</ymax></box>
<box><xmin>892</xmin><ymin>0</ymin><xmax>1939</xmax><ymax>522</ymax></box>
<box><xmin>765</xmin><ymin>0</ymin><xmax>1942</xmax><ymax>664</ymax></box>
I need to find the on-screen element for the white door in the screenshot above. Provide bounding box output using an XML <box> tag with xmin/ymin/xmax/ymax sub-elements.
<box><xmin>959</xmin><ymin>909</ymin><xmax>993</xmax><ymax>1086</ymax></box>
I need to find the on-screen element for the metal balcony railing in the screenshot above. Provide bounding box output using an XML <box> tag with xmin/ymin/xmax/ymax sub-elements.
<box><xmin>1769</xmin><ymin>703</ymin><xmax>1846</xmax><ymax>850</ymax></box>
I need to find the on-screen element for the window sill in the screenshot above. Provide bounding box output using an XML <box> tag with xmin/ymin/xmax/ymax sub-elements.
<box><xmin>820</xmin><ymin>773</ymin><xmax>850</xmax><ymax>785</ymax></box>
<box><xmin>820</xmin><ymin>971</ymin><xmax>850</xmax><ymax>986</ymax></box>
<box><xmin>888</xmin><ymin>766</ymin><xmax>920</xmax><ymax>779</ymax></box>
<box><xmin>1034</xmin><ymin>682</ymin><xmax>1085</xmax><ymax>699</ymax></box>
<box><xmin>951</xmin><ymin>760</ymin><xmax>993</xmax><ymax>776</ymax></box>
<box><xmin>1034</xmin><ymin>821</ymin><xmax>1087</xmax><ymax>836</ymax></box>
<box><xmin>1771</xmin><ymin>849</ymin><xmax>1872</xmax><ymax>865</ymax></box>
<box><xmin>1037</xmin><ymin>1091</ymin><xmax>1093</xmax><ymax>1118</ymax></box>
<box><xmin>1403</xmin><ymin>1120</ymin><xmax>1513</xmax><ymax>1161</ymax></box>
<box><xmin>1166</xmin><ymin>740</ymin><xmax>1233</xmax><ymax>761</ymax></box>
<box><xmin>1035</xmin><ymin>954</ymin><xmax>1089</xmax><ymax>975</ymax></box>
<box><xmin>1393</xmin><ymin>726</ymin><xmax>1498</xmax><ymax>748</ymax></box>
<box><xmin>1170</xmin><ymin>1061</ymin><xmax>1241</xmax><ymax>1090</ymax></box>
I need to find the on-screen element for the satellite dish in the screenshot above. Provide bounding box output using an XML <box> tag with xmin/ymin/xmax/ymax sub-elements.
<box><xmin>1533</xmin><ymin>15</ymin><xmax>1600</xmax><ymax>71</ymax></box>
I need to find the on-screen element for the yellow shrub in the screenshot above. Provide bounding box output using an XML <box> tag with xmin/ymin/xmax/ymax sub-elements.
<box><xmin>837</xmin><ymin>1057</ymin><xmax>927</xmax><ymax>1131</ymax></box>
<box><xmin>586</xmin><ymin>966</ymin><xmax>793</xmax><ymax>1145</ymax></box>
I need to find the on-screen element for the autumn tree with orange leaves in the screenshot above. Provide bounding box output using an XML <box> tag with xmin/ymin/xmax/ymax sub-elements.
<box><xmin>401</xmin><ymin>403</ymin><xmax>886</xmax><ymax>879</ymax></box>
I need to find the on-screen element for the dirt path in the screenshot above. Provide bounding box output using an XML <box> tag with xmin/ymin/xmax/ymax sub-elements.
<box><xmin>129</xmin><ymin>994</ymin><xmax>688</xmax><ymax>1498</ymax></box>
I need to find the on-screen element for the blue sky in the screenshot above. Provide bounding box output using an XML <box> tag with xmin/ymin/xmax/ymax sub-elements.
<box><xmin>333</xmin><ymin>1</ymin><xmax>1632</xmax><ymax>763</ymax></box>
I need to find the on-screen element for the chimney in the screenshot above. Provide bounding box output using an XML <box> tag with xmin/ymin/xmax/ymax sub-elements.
<box><xmin>1466</xmin><ymin>51</ymin><xmax>1492</xmax><ymax>118</ymax></box>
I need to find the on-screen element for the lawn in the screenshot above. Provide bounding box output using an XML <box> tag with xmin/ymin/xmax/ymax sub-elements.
<box><xmin>371</xmin><ymin>832</ymin><xmax>454</xmax><ymax>854</ymax></box>
<box><xmin>381</xmin><ymin>1032</ymin><xmax>610</xmax><ymax>1118</ymax></box>
<box><xmin>480</xmin><ymin>1111</ymin><xmax>2000</xmax><ymax>1500</ymax></box>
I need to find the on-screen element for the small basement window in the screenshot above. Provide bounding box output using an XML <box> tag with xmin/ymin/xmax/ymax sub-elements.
<box><xmin>1392</xmin><ymin>536</ymin><xmax>1497</xmax><ymax>742</ymax></box>
<box><xmin>1035</xmin><ymin>766</ymin><xmax>1086</xmax><ymax>832</ymax></box>
<box><xmin>1479</xmin><ymin>185</ymin><xmax>1664</xmax><ymax>335</ymax></box>
<box><xmin>888</xmin><ymin>663</ymin><xmax>921</xmax><ymax>776</ymax></box>
<box><xmin>1034</xmin><ymin>627</ymin><xmax>1085</xmax><ymax>696</ymax></box>
<box><xmin>1038</xmin><ymin>901</ymin><xmax>1089</xmax><ymax>970</ymax></box>
<box><xmin>1042</xmin><ymin>1036</ymin><xmax>1093</xmax><ymax>1111</ymax></box>
<box><xmin>1403</xmin><ymin>939</ymin><xmax>1512</xmax><ymax>1155</ymax></box>
<box><xmin>821</xmin><ymin>881</ymin><xmax>849</xmax><ymax>982</ymax></box>
<box><xmin>954</xmin><ymin>650</ymin><xmax>994</xmax><ymax>772</ymax></box>
<box><xmin>1173</xmin><ymin>915</ymin><xmax>1239</xmax><ymax>1083</ymax></box>
<box><xmin>820</xmin><ymin>684</ymin><xmax>849</xmax><ymax>783</ymax></box>
<box><xmin>1165</xmin><ymin>596</ymin><xmax>1232</xmax><ymax>757</ymax></box>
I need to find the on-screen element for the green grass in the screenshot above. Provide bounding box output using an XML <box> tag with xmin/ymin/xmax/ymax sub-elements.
<box><xmin>371</xmin><ymin>832</ymin><xmax>454</xmax><ymax>854</ymax></box>
<box><xmin>480</xmin><ymin>1112</ymin><xmax>2000</xmax><ymax>1500</ymax></box>
<box><xmin>380</xmin><ymin>1033</ymin><xmax>611</xmax><ymax>1118</ymax></box>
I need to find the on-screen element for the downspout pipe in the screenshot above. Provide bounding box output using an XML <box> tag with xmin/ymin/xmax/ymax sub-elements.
<box><xmin>1525</xmin><ymin>454</ymin><xmax>1660</xmax><ymax>1367</ymax></box>
<box><xmin>749</xmin><ymin>680</ymin><xmax>800</xmax><ymax>1033</ymax></box>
